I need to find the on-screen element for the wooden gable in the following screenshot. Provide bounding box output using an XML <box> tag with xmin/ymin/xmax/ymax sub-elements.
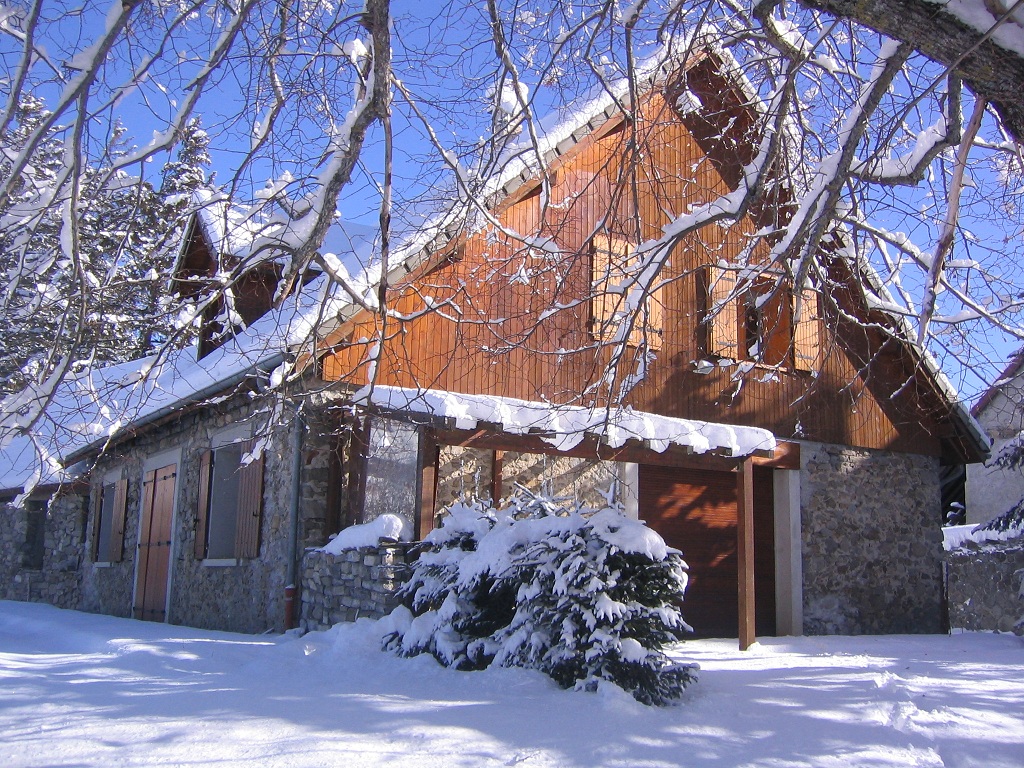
<box><xmin>171</xmin><ymin>214</ymin><xmax>282</xmax><ymax>360</ymax></box>
<box><xmin>319</xmin><ymin>66</ymin><xmax>971</xmax><ymax>461</ymax></box>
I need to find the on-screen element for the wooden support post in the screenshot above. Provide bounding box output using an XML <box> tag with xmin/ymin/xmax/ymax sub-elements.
<box><xmin>737</xmin><ymin>456</ymin><xmax>756</xmax><ymax>651</ymax></box>
<box><xmin>491</xmin><ymin>450</ymin><xmax>504</xmax><ymax>505</ymax></box>
<box><xmin>416</xmin><ymin>429</ymin><xmax>439</xmax><ymax>540</ymax></box>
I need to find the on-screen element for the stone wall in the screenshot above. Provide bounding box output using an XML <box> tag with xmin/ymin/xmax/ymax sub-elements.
<box><xmin>0</xmin><ymin>491</ymin><xmax>86</xmax><ymax>609</ymax></box>
<box><xmin>436</xmin><ymin>445</ymin><xmax>619</xmax><ymax>511</ymax></box>
<box><xmin>299</xmin><ymin>544</ymin><xmax>413</xmax><ymax>632</ymax></box>
<box><xmin>945</xmin><ymin>541</ymin><xmax>1024</xmax><ymax>634</ymax></box>
<box><xmin>800</xmin><ymin>442</ymin><xmax>944</xmax><ymax>635</ymax></box>
<box><xmin>77</xmin><ymin>390</ymin><xmax>355</xmax><ymax>634</ymax></box>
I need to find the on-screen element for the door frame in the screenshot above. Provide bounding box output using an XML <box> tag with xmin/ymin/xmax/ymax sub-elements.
<box><xmin>132</xmin><ymin>447</ymin><xmax>181</xmax><ymax>622</ymax></box>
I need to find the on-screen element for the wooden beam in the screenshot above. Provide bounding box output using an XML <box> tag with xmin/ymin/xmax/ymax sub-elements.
<box><xmin>491</xmin><ymin>450</ymin><xmax>504</xmax><ymax>505</ymax></box>
<box><xmin>752</xmin><ymin>440</ymin><xmax>800</xmax><ymax>470</ymax></box>
<box><xmin>416</xmin><ymin>429</ymin><xmax>439</xmax><ymax>540</ymax></box>
<box><xmin>431</xmin><ymin>427</ymin><xmax>748</xmax><ymax>473</ymax></box>
<box><xmin>736</xmin><ymin>457</ymin><xmax>756</xmax><ymax>651</ymax></box>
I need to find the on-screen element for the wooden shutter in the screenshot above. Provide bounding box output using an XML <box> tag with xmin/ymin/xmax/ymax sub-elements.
<box><xmin>90</xmin><ymin>485</ymin><xmax>103</xmax><ymax>562</ymax></box>
<box><xmin>109</xmin><ymin>478</ymin><xmax>128</xmax><ymax>563</ymax></box>
<box><xmin>710</xmin><ymin>265</ymin><xmax>739</xmax><ymax>358</ymax></box>
<box><xmin>591</xmin><ymin>234</ymin><xmax>621</xmax><ymax>342</ymax></box>
<box><xmin>592</xmin><ymin>234</ymin><xmax>663</xmax><ymax>348</ymax></box>
<box><xmin>416</xmin><ymin>430</ymin><xmax>440</xmax><ymax>541</ymax></box>
<box><xmin>136</xmin><ymin>469</ymin><xmax>157</xmax><ymax>610</ymax></box>
<box><xmin>195</xmin><ymin>449</ymin><xmax>212</xmax><ymax>559</ymax></box>
<box><xmin>234</xmin><ymin>439</ymin><xmax>264</xmax><ymax>559</ymax></box>
<box><xmin>793</xmin><ymin>287</ymin><xmax>821</xmax><ymax>372</ymax></box>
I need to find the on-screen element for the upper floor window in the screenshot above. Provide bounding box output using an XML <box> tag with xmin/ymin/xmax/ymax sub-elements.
<box><xmin>591</xmin><ymin>234</ymin><xmax>664</xmax><ymax>349</ymax></box>
<box><xmin>704</xmin><ymin>265</ymin><xmax>820</xmax><ymax>372</ymax></box>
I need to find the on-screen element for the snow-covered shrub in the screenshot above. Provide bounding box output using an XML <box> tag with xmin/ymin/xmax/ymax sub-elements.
<box><xmin>974</xmin><ymin>499</ymin><xmax>1024</xmax><ymax>540</ymax></box>
<box><xmin>384</xmin><ymin>492</ymin><xmax>697</xmax><ymax>705</ymax></box>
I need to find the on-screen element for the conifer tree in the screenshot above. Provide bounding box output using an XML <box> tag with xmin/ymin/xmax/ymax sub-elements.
<box><xmin>0</xmin><ymin>105</ymin><xmax>212</xmax><ymax>393</ymax></box>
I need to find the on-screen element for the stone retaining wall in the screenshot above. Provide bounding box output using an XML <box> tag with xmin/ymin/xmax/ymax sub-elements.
<box><xmin>945</xmin><ymin>541</ymin><xmax>1024</xmax><ymax>634</ymax></box>
<box><xmin>0</xmin><ymin>491</ymin><xmax>86</xmax><ymax>610</ymax></box>
<box><xmin>299</xmin><ymin>544</ymin><xmax>414</xmax><ymax>632</ymax></box>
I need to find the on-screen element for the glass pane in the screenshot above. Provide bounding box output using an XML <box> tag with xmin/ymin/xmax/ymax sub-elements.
<box><xmin>207</xmin><ymin>443</ymin><xmax>242</xmax><ymax>559</ymax></box>
<box><xmin>363</xmin><ymin>417</ymin><xmax>418</xmax><ymax>532</ymax></box>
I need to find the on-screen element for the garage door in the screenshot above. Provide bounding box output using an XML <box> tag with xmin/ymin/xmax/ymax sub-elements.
<box><xmin>639</xmin><ymin>464</ymin><xmax>776</xmax><ymax>638</ymax></box>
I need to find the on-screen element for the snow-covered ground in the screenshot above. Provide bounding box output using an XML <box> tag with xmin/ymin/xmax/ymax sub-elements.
<box><xmin>0</xmin><ymin>601</ymin><xmax>1021</xmax><ymax>767</ymax></box>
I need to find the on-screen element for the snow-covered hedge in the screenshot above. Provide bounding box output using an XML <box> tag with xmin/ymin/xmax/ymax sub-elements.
<box><xmin>384</xmin><ymin>493</ymin><xmax>697</xmax><ymax>705</ymax></box>
<box><xmin>974</xmin><ymin>500</ymin><xmax>1024</xmax><ymax>541</ymax></box>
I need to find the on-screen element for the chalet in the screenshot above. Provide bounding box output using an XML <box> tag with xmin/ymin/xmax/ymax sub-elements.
<box><xmin>0</xmin><ymin>47</ymin><xmax>988</xmax><ymax>645</ymax></box>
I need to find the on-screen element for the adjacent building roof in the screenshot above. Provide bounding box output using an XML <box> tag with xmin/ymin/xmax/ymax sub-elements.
<box><xmin>970</xmin><ymin>346</ymin><xmax>1024</xmax><ymax>418</ymax></box>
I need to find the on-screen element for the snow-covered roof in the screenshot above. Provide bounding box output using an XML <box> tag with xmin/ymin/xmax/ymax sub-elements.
<box><xmin>0</xmin><ymin>273</ymin><xmax>348</xmax><ymax>493</ymax></box>
<box><xmin>0</xmin><ymin>35</ymin><xmax>988</xmax><ymax>489</ymax></box>
<box><xmin>354</xmin><ymin>384</ymin><xmax>776</xmax><ymax>458</ymax></box>
<box><xmin>181</xmin><ymin>189</ymin><xmax>381</xmax><ymax>278</ymax></box>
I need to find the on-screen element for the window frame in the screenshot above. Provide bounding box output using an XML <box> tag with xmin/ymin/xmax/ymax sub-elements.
<box><xmin>590</xmin><ymin>234</ymin><xmax>664</xmax><ymax>350</ymax></box>
<box><xmin>703</xmin><ymin>265</ymin><xmax>821</xmax><ymax>373</ymax></box>
<box><xmin>195</xmin><ymin>430</ymin><xmax>265</xmax><ymax>563</ymax></box>
<box><xmin>92</xmin><ymin>472</ymin><xmax>128</xmax><ymax>564</ymax></box>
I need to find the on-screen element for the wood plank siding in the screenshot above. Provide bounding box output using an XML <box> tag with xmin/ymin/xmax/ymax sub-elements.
<box><xmin>638</xmin><ymin>464</ymin><xmax>776</xmax><ymax>638</ymax></box>
<box><xmin>320</xmin><ymin>66</ymin><xmax>949</xmax><ymax>459</ymax></box>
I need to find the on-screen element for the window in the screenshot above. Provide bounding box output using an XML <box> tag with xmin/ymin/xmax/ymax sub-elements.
<box><xmin>704</xmin><ymin>265</ymin><xmax>821</xmax><ymax>372</ymax></box>
<box><xmin>195</xmin><ymin>439</ymin><xmax>264</xmax><ymax>561</ymax></box>
<box><xmin>741</xmin><ymin>275</ymin><xmax>792</xmax><ymax>367</ymax></box>
<box><xmin>591</xmin><ymin>234</ymin><xmax>663</xmax><ymax>349</ymax></box>
<box><xmin>92</xmin><ymin>478</ymin><xmax>128</xmax><ymax>563</ymax></box>
<box><xmin>21</xmin><ymin>499</ymin><xmax>46</xmax><ymax>570</ymax></box>
<box><xmin>792</xmin><ymin>287</ymin><xmax>821</xmax><ymax>372</ymax></box>
<box><xmin>362</xmin><ymin>417</ymin><xmax>419</xmax><ymax>534</ymax></box>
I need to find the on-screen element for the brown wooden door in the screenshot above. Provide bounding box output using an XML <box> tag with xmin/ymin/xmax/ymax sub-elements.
<box><xmin>639</xmin><ymin>464</ymin><xmax>776</xmax><ymax>638</ymax></box>
<box><xmin>134</xmin><ymin>463</ymin><xmax>176</xmax><ymax>622</ymax></box>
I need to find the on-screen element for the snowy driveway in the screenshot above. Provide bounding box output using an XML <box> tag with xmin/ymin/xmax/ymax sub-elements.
<box><xmin>0</xmin><ymin>601</ymin><xmax>1021</xmax><ymax>767</ymax></box>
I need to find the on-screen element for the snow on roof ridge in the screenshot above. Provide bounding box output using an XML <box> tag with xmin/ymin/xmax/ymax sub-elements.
<box><xmin>353</xmin><ymin>384</ymin><xmax>776</xmax><ymax>458</ymax></box>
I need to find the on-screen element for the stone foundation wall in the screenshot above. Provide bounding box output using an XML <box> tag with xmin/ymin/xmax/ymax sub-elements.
<box><xmin>0</xmin><ymin>491</ymin><xmax>86</xmax><ymax>609</ymax></box>
<box><xmin>945</xmin><ymin>541</ymin><xmax>1024</xmax><ymax>634</ymax></box>
<box><xmin>800</xmin><ymin>442</ymin><xmax>943</xmax><ymax>635</ymax></box>
<box><xmin>299</xmin><ymin>544</ymin><xmax>413</xmax><ymax>632</ymax></box>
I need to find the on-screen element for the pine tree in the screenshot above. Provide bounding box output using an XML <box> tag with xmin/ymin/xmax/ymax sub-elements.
<box><xmin>386</xmin><ymin>493</ymin><xmax>697</xmax><ymax>705</ymax></box>
<box><xmin>110</xmin><ymin>118</ymin><xmax>212</xmax><ymax>357</ymax></box>
<box><xmin>0</xmin><ymin>96</ymin><xmax>79</xmax><ymax>393</ymax></box>
<box><xmin>0</xmin><ymin>106</ymin><xmax>212</xmax><ymax>393</ymax></box>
